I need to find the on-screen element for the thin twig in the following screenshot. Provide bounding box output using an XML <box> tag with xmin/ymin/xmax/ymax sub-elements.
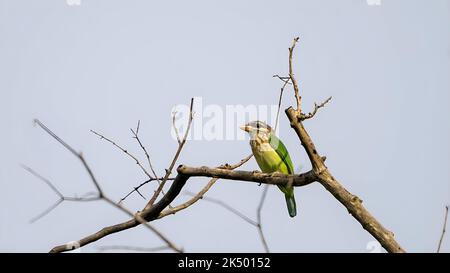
<box><xmin>91</xmin><ymin>130</ymin><xmax>153</xmax><ymax>179</ymax></box>
<box><xmin>119</xmin><ymin>178</ymin><xmax>176</xmax><ymax>204</ymax></box>
<box><xmin>32</xmin><ymin>119</ymin><xmax>181</xmax><ymax>253</ymax></box>
<box><xmin>302</xmin><ymin>96</ymin><xmax>332</xmax><ymax>120</ymax></box>
<box><xmin>34</xmin><ymin>119</ymin><xmax>103</xmax><ymax>195</ymax></box>
<box><xmin>130</xmin><ymin>120</ymin><xmax>160</xmax><ymax>182</ymax></box>
<box><xmin>46</xmin><ymin>99</ymin><xmax>195</xmax><ymax>252</ymax></box>
<box><xmin>26</xmin><ymin>172</ymin><xmax>180</xmax><ymax>252</ymax></box>
<box><xmin>273</xmin><ymin>75</ymin><xmax>292</xmax><ymax>85</ymax></box>
<box><xmin>145</xmin><ymin>98</ymin><xmax>194</xmax><ymax>209</ymax></box>
<box><xmin>437</xmin><ymin>205</ymin><xmax>449</xmax><ymax>253</ymax></box>
<box><xmin>21</xmin><ymin>164</ymin><xmax>64</xmax><ymax>198</ymax></box>
<box><xmin>288</xmin><ymin>37</ymin><xmax>301</xmax><ymax>113</ymax></box>
<box><xmin>130</xmin><ymin>120</ymin><xmax>169</xmax><ymax>200</ymax></box>
<box><xmin>273</xmin><ymin>77</ymin><xmax>290</xmax><ymax>131</ymax></box>
<box><xmin>22</xmin><ymin>165</ymin><xmax>101</xmax><ymax>223</ymax></box>
<box><xmin>30</xmin><ymin>199</ymin><xmax>64</xmax><ymax>223</ymax></box>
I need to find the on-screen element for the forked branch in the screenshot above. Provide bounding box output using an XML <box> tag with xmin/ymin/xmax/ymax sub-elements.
<box><xmin>284</xmin><ymin>37</ymin><xmax>405</xmax><ymax>253</ymax></box>
<box><xmin>29</xmin><ymin>38</ymin><xmax>408</xmax><ymax>254</ymax></box>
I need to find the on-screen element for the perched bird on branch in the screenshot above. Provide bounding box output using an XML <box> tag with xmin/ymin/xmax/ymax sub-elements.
<box><xmin>240</xmin><ymin>121</ymin><xmax>297</xmax><ymax>217</ymax></box>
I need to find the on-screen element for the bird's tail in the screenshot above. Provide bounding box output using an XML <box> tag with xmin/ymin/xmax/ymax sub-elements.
<box><xmin>284</xmin><ymin>193</ymin><xmax>297</xmax><ymax>218</ymax></box>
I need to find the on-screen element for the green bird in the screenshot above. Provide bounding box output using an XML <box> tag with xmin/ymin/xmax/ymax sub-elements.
<box><xmin>240</xmin><ymin>121</ymin><xmax>297</xmax><ymax>217</ymax></box>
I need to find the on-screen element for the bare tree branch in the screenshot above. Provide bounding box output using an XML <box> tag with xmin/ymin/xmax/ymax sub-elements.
<box><xmin>273</xmin><ymin>76</ymin><xmax>290</xmax><ymax>132</ymax></box>
<box><xmin>30</xmin><ymin>199</ymin><xmax>64</xmax><ymax>224</ymax></box>
<box><xmin>21</xmin><ymin>164</ymin><xmax>64</xmax><ymax>198</ymax></box>
<box><xmin>47</xmin><ymin>183</ymin><xmax>184</xmax><ymax>253</ymax></box>
<box><xmin>176</xmin><ymin>165</ymin><xmax>318</xmax><ymax>187</ymax></box>
<box><xmin>46</xmin><ymin>100</ymin><xmax>195</xmax><ymax>253</ymax></box>
<box><xmin>437</xmin><ymin>205</ymin><xmax>449</xmax><ymax>253</ymax></box>
<box><xmin>176</xmin><ymin>158</ymin><xmax>270</xmax><ymax>252</ymax></box>
<box><xmin>169</xmin><ymin>161</ymin><xmax>272</xmax><ymax>252</ymax></box>
<box><xmin>283</xmin><ymin>38</ymin><xmax>405</xmax><ymax>253</ymax></box>
<box><xmin>105</xmin><ymin>197</ymin><xmax>183</xmax><ymax>253</ymax></box>
<box><xmin>158</xmin><ymin>154</ymin><xmax>252</xmax><ymax>218</ymax></box>
<box><xmin>273</xmin><ymin>75</ymin><xmax>291</xmax><ymax>84</ymax></box>
<box><xmin>145</xmin><ymin>98</ymin><xmax>194</xmax><ymax>209</ymax></box>
<box><xmin>158</xmin><ymin>178</ymin><xmax>219</xmax><ymax>218</ymax></box>
<box><xmin>49</xmin><ymin>157</ymin><xmax>313</xmax><ymax>252</ymax></box>
<box><xmin>119</xmin><ymin>177</ymin><xmax>176</xmax><ymax>204</ymax></box>
<box><xmin>92</xmin><ymin>121</ymin><xmax>172</xmax><ymax>203</ymax></box>
<box><xmin>31</xmin><ymin>119</ymin><xmax>181</xmax><ymax>253</ymax></box>
<box><xmin>29</xmin><ymin>39</ymin><xmax>409</xmax><ymax>254</ymax></box>
<box><xmin>129</xmin><ymin>120</ymin><xmax>169</xmax><ymax>200</ymax></box>
<box><xmin>91</xmin><ymin>129</ymin><xmax>153</xmax><ymax>179</ymax></box>
<box><xmin>34</xmin><ymin>119</ymin><xmax>103</xmax><ymax>195</ymax></box>
<box><xmin>302</xmin><ymin>96</ymin><xmax>333</xmax><ymax>120</ymax></box>
<box><xmin>130</xmin><ymin>120</ymin><xmax>161</xmax><ymax>183</ymax></box>
<box><xmin>42</xmin><ymin>98</ymin><xmax>196</xmax><ymax>252</ymax></box>
<box><xmin>288</xmin><ymin>37</ymin><xmax>301</xmax><ymax>113</ymax></box>
<box><xmin>22</xmin><ymin>155</ymin><xmax>99</xmax><ymax>223</ymax></box>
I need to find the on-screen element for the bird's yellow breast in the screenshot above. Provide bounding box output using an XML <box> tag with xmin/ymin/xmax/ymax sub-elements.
<box><xmin>250</xmin><ymin>141</ymin><xmax>290</xmax><ymax>174</ymax></box>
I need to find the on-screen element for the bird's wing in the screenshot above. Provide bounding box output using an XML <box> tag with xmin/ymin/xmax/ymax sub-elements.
<box><xmin>269</xmin><ymin>133</ymin><xmax>294</xmax><ymax>174</ymax></box>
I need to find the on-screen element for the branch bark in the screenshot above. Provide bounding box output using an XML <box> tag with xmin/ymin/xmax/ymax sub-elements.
<box><xmin>177</xmin><ymin>165</ymin><xmax>317</xmax><ymax>187</ymax></box>
<box><xmin>49</xmin><ymin>173</ymin><xmax>189</xmax><ymax>253</ymax></box>
<box><xmin>49</xmin><ymin>165</ymin><xmax>317</xmax><ymax>253</ymax></box>
<box><xmin>42</xmin><ymin>38</ymin><xmax>408</xmax><ymax>254</ymax></box>
<box><xmin>285</xmin><ymin>107</ymin><xmax>405</xmax><ymax>253</ymax></box>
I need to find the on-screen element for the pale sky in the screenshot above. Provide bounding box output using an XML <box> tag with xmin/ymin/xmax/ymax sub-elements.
<box><xmin>1</xmin><ymin>0</ymin><xmax>449</xmax><ymax>252</ymax></box>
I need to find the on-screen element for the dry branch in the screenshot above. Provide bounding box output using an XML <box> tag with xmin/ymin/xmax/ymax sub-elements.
<box><xmin>30</xmin><ymin>119</ymin><xmax>182</xmax><ymax>253</ymax></box>
<box><xmin>145</xmin><ymin>98</ymin><xmax>194</xmax><ymax>209</ymax></box>
<box><xmin>158</xmin><ymin>154</ymin><xmax>252</xmax><ymax>218</ymax></box>
<box><xmin>91</xmin><ymin>129</ymin><xmax>153</xmax><ymax>179</ymax></box>
<box><xmin>119</xmin><ymin>177</ymin><xmax>175</xmax><ymax>203</ymax></box>
<box><xmin>29</xmin><ymin>38</ymin><xmax>407</xmax><ymax>254</ymax></box>
<box><xmin>177</xmin><ymin>165</ymin><xmax>318</xmax><ymax>187</ymax></box>
<box><xmin>288</xmin><ymin>37</ymin><xmax>302</xmax><ymax>112</ymax></box>
<box><xmin>283</xmin><ymin>37</ymin><xmax>405</xmax><ymax>253</ymax></box>
<box><xmin>130</xmin><ymin>120</ymin><xmax>161</xmax><ymax>183</ymax></box>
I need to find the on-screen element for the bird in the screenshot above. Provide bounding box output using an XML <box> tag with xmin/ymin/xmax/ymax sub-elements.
<box><xmin>240</xmin><ymin>121</ymin><xmax>297</xmax><ymax>217</ymax></box>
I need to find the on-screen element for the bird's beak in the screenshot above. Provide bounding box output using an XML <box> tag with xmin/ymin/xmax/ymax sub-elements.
<box><xmin>240</xmin><ymin>125</ymin><xmax>250</xmax><ymax>132</ymax></box>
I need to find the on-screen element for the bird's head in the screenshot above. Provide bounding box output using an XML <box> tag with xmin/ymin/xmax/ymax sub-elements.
<box><xmin>240</xmin><ymin>121</ymin><xmax>272</xmax><ymax>139</ymax></box>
